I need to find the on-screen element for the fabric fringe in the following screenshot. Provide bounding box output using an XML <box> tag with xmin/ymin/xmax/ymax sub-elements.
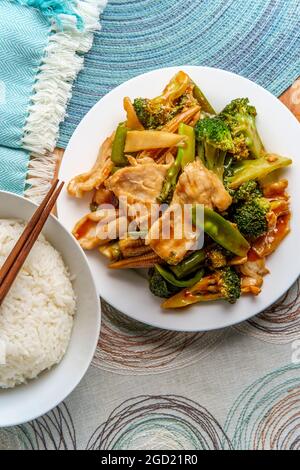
<box><xmin>24</xmin><ymin>152</ymin><xmax>58</xmax><ymax>203</ymax></box>
<box><xmin>12</xmin><ymin>0</ymin><xmax>84</xmax><ymax>29</ymax></box>
<box><xmin>23</xmin><ymin>0</ymin><xmax>107</xmax><ymax>200</ymax></box>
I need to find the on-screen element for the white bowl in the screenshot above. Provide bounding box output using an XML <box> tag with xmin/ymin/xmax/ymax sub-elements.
<box><xmin>0</xmin><ymin>191</ymin><xmax>100</xmax><ymax>427</ymax></box>
<box><xmin>58</xmin><ymin>66</ymin><xmax>300</xmax><ymax>332</ymax></box>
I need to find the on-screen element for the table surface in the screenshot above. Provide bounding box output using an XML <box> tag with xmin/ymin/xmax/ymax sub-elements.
<box><xmin>11</xmin><ymin>76</ymin><xmax>298</xmax><ymax>451</ymax></box>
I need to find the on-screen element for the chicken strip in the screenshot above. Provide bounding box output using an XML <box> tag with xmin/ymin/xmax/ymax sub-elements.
<box><xmin>67</xmin><ymin>135</ymin><xmax>114</xmax><ymax>198</ymax></box>
<box><xmin>105</xmin><ymin>158</ymin><xmax>171</xmax><ymax>206</ymax></box>
<box><xmin>146</xmin><ymin>161</ymin><xmax>232</xmax><ymax>264</ymax></box>
<box><xmin>239</xmin><ymin>258</ymin><xmax>269</xmax><ymax>295</ymax></box>
<box><xmin>172</xmin><ymin>160</ymin><xmax>232</xmax><ymax>211</ymax></box>
<box><xmin>72</xmin><ymin>209</ymin><xmax>127</xmax><ymax>250</ymax></box>
<box><xmin>262</xmin><ymin>179</ymin><xmax>288</xmax><ymax>198</ymax></box>
<box><xmin>146</xmin><ymin>203</ymin><xmax>199</xmax><ymax>264</ymax></box>
<box><xmin>105</xmin><ymin>157</ymin><xmax>172</xmax><ymax>229</ymax></box>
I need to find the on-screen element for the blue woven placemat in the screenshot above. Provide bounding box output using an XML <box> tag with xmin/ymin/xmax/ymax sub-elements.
<box><xmin>59</xmin><ymin>0</ymin><xmax>300</xmax><ymax>147</ymax></box>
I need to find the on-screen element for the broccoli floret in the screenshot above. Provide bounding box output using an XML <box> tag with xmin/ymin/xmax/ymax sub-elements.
<box><xmin>177</xmin><ymin>88</ymin><xmax>199</xmax><ymax>110</ymax></box>
<box><xmin>219</xmin><ymin>98</ymin><xmax>264</xmax><ymax>159</ymax></box>
<box><xmin>133</xmin><ymin>72</ymin><xmax>191</xmax><ymax>129</ymax></box>
<box><xmin>229</xmin><ymin>181</ymin><xmax>270</xmax><ymax>239</ymax></box>
<box><xmin>191</xmin><ymin>266</ymin><xmax>241</xmax><ymax>304</ymax></box>
<box><xmin>191</xmin><ymin>266</ymin><xmax>241</xmax><ymax>303</ymax></box>
<box><xmin>230</xmin><ymin>134</ymin><xmax>250</xmax><ymax>160</ymax></box>
<box><xmin>194</xmin><ymin>117</ymin><xmax>234</xmax><ymax>180</ymax></box>
<box><xmin>162</xmin><ymin>266</ymin><xmax>241</xmax><ymax>308</ymax></box>
<box><xmin>148</xmin><ymin>267</ymin><xmax>180</xmax><ymax>298</ymax></box>
<box><xmin>232</xmin><ymin>180</ymin><xmax>263</xmax><ymax>203</ymax></box>
<box><xmin>233</xmin><ymin>197</ymin><xmax>270</xmax><ymax>239</ymax></box>
<box><xmin>219</xmin><ymin>267</ymin><xmax>241</xmax><ymax>303</ymax></box>
<box><xmin>205</xmin><ymin>246</ymin><xmax>228</xmax><ymax>269</ymax></box>
<box><xmin>133</xmin><ymin>98</ymin><xmax>179</xmax><ymax>129</ymax></box>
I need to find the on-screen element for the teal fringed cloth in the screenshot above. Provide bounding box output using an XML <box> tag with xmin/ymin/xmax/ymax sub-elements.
<box><xmin>0</xmin><ymin>148</ymin><xmax>31</xmax><ymax>194</ymax></box>
<box><xmin>0</xmin><ymin>1</ymin><xmax>48</xmax><ymax>194</ymax></box>
<box><xmin>13</xmin><ymin>0</ymin><xmax>84</xmax><ymax>29</ymax></box>
<box><xmin>0</xmin><ymin>1</ymin><xmax>48</xmax><ymax>149</ymax></box>
<box><xmin>0</xmin><ymin>0</ymin><xmax>107</xmax><ymax>199</ymax></box>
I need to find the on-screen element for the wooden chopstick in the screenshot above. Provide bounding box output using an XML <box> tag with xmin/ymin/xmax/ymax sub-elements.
<box><xmin>0</xmin><ymin>181</ymin><xmax>64</xmax><ymax>306</ymax></box>
<box><xmin>0</xmin><ymin>179</ymin><xmax>59</xmax><ymax>286</ymax></box>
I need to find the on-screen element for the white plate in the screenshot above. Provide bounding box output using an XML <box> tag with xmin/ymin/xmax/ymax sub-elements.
<box><xmin>58</xmin><ymin>66</ymin><xmax>300</xmax><ymax>332</ymax></box>
<box><xmin>0</xmin><ymin>192</ymin><xmax>100</xmax><ymax>427</ymax></box>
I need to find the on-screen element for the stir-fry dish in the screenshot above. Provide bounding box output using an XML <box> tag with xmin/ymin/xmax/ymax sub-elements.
<box><xmin>67</xmin><ymin>71</ymin><xmax>292</xmax><ymax>310</ymax></box>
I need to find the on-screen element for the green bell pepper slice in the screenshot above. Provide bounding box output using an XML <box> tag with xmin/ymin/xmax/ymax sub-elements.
<box><xmin>192</xmin><ymin>83</ymin><xmax>216</xmax><ymax>114</ymax></box>
<box><xmin>111</xmin><ymin>123</ymin><xmax>128</xmax><ymax>167</ymax></box>
<box><xmin>155</xmin><ymin>264</ymin><xmax>204</xmax><ymax>288</ymax></box>
<box><xmin>178</xmin><ymin>123</ymin><xmax>195</xmax><ymax>168</ymax></box>
<box><xmin>169</xmin><ymin>249</ymin><xmax>206</xmax><ymax>279</ymax></box>
<box><xmin>158</xmin><ymin>123</ymin><xmax>195</xmax><ymax>203</ymax></box>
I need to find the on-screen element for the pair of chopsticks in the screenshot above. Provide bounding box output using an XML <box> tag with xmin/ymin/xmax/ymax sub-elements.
<box><xmin>0</xmin><ymin>179</ymin><xmax>64</xmax><ymax>306</ymax></box>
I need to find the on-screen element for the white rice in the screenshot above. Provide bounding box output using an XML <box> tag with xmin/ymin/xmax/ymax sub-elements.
<box><xmin>0</xmin><ymin>220</ymin><xmax>76</xmax><ymax>388</ymax></box>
